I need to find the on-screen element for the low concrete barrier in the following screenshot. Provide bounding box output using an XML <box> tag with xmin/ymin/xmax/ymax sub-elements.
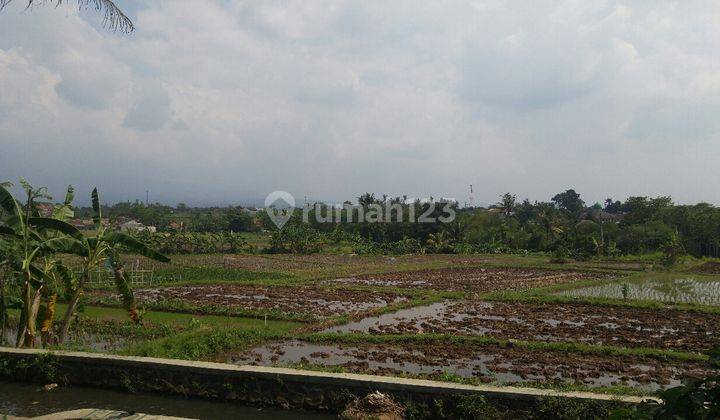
<box><xmin>0</xmin><ymin>347</ymin><xmax>658</xmax><ymax>414</ymax></box>
<box><xmin>9</xmin><ymin>408</ymin><xmax>190</xmax><ymax>420</ymax></box>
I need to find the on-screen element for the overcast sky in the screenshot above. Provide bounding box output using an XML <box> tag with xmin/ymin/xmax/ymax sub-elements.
<box><xmin>1</xmin><ymin>1</ymin><xmax>719</xmax><ymax>207</ymax></box>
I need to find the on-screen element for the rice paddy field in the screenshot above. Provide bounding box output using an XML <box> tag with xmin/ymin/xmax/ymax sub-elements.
<box><xmin>10</xmin><ymin>253</ymin><xmax>720</xmax><ymax>398</ymax></box>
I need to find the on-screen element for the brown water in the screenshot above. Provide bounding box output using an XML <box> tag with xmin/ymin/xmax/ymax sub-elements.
<box><xmin>324</xmin><ymin>300</ymin><xmax>495</xmax><ymax>334</ymax></box>
<box><xmin>230</xmin><ymin>340</ymin><xmax>680</xmax><ymax>391</ymax></box>
<box><xmin>0</xmin><ymin>381</ymin><xmax>332</xmax><ymax>419</ymax></box>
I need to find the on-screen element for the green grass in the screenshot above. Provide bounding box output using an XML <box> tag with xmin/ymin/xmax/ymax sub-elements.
<box><xmin>68</xmin><ymin>304</ymin><xmax>301</xmax><ymax>331</ymax></box>
<box><xmin>120</xmin><ymin>327</ymin><xmax>286</xmax><ymax>360</ymax></box>
<box><xmin>5</xmin><ymin>304</ymin><xmax>301</xmax><ymax>341</ymax></box>
<box><xmin>236</xmin><ymin>232</ymin><xmax>271</xmax><ymax>249</ymax></box>
<box><xmin>479</xmin><ymin>269</ymin><xmax>720</xmax><ymax>314</ymax></box>
<box><xmin>146</xmin><ymin>267</ymin><xmax>296</xmax><ymax>286</ymax></box>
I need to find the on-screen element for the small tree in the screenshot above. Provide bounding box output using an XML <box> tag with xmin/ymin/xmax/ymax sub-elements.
<box><xmin>0</xmin><ymin>181</ymin><xmax>82</xmax><ymax>347</ymax></box>
<box><xmin>497</xmin><ymin>193</ymin><xmax>516</xmax><ymax>218</ymax></box>
<box><xmin>54</xmin><ymin>188</ymin><xmax>169</xmax><ymax>343</ymax></box>
<box><xmin>661</xmin><ymin>230</ymin><xmax>684</xmax><ymax>268</ymax></box>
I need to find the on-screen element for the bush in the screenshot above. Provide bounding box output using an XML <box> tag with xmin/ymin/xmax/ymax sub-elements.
<box><xmin>550</xmin><ymin>246</ymin><xmax>571</xmax><ymax>263</ymax></box>
<box><xmin>266</xmin><ymin>225</ymin><xmax>324</xmax><ymax>254</ymax></box>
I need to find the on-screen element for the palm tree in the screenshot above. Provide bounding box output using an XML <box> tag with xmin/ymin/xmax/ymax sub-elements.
<box><xmin>0</xmin><ymin>0</ymin><xmax>134</xmax><ymax>33</ymax></box>
<box><xmin>497</xmin><ymin>193</ymin><xmax>517</xmax><ymax>218</ymax></box>
<box><xmin>537</xmin><ymin>203</ymin><xmax>564</xmax><ymax>242</ymax></box>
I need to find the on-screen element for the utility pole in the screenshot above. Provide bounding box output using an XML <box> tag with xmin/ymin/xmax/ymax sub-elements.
<box><xmin>146</xmin><ymin>190</ymin><xmax>149</xmax><ymax>206</ymax></box>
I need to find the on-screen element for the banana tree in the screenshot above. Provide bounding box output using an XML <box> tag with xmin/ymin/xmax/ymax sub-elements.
<box><xmin>0</xmin><ymin>251</ymin><xmax>8</xmax><ymax>345</ymax></box>
<box><xmin>36</xmin><ymin>186</ymin><xmax>77</xmax><ymax>343</ymax></box>
<box><xmin>0</xmin><ymin>182</ymin><xmax>83</xmax><ymax>347</ymax></box>
<box><xmin>55</xmin><ymin>188</ymin><xmax>169</xmax><ymax>343</ymax></box>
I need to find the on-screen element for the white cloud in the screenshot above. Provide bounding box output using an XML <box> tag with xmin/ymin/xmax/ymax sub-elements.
<box><xmin>0</xmin><ymin>0</ymin><xmax>719</xmax><ymax>205</ymax></box>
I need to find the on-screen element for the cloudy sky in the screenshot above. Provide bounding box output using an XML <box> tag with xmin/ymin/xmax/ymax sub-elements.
<box><xmin>1</xmin><ymin>1</ymin><xmax>719</xmax><ymax>206</ymax></box>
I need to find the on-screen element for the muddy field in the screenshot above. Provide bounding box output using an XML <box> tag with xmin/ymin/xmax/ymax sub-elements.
<box><xmin>92</xmin><ymin>285</ymin><xmax>411</xmax><ymax>318</ymax></box>
<box><xmin>688</xmin><ymin>261</ymin><xmax>720</xmax><ymax>275</ymax></box>
<box><xmin>324</xmin><ymin>267</ymin><xmax>615</xmax><ymax>292</ymax></box>
<box><xmin>230</xmin><ymin>339</ymin><xmax>710</xmax><ymax>390</ymax></box>
<box><xmin>64</xmin><ymin>253</ymin><xmax>501</xmax><ymax>273</ymax></box>
<box><xmin>327</xmin><ymin>300</ymin><xmax>720</xmax><ymax>351</ymax></box>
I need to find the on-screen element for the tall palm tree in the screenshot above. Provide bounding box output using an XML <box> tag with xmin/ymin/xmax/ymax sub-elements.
<box><xmin>0</xmin><ymin>0</ymin><xmax>134</xmax><ymax>33</ymax></box>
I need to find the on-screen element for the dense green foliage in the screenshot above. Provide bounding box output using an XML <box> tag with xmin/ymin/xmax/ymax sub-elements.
<box><xmin>76</xmin><ymin>201</ymin><xmax>258</xmax><ymax>233</ymax></box>
<box><xmin>124</xmin><ymin>231</ymin><xmax>255</xmax><ymax>254</ymax></box>
<box><xmin>0</xmin><ymin>180</ymin><xmax>168</xmax><ymax>347</ymax></box>
<box><xmin>96</xmin><ymin>189</ymin><xmax>720</xmax><ymax>260</ymax></box>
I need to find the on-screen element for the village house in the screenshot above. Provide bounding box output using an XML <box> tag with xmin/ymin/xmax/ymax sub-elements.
<box><xmin>119</xmin><ymin>220</ymin><xmax>156</xmax><ymax>233</ymax></box>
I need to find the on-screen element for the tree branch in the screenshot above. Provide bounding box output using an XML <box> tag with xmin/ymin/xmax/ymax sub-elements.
<box><xmin>0</xmin><ymin>0</ymin><xmax>134</xmax><ymax>33</ymax></box>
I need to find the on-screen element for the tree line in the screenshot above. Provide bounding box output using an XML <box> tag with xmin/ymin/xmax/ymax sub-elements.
<box><xmin>23</xmin><ymin>187</ymin><xmax>720</xmax><ymax>260</ymax></box>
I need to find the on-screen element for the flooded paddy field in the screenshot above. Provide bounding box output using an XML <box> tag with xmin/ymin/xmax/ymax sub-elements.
<box><xmin>324</xmin><ymin>267</ymin><xmax>616</xmax><ymax>292</ymax></box>
<box><xmin>230</xmin><ymin>339</ymin><xmax>710</xmax><ymax>391</ymax></box>
<box><xmin>327</xmin><ymin>300</ymin><xmax>720</xmax><ymax>351</ymax></box>
<box><xmin>10</xmin><ymin>254</ymin><xmax>719</xmax><ymax>403</ymax></box>
<box><xmin>90</xmin><ymin>284</ymin><xmax>412</xmax><ymax>318</ymax></box>
<box><xmin>559</xmin><ymin>275</ymin><xmax>720</xmax><ymax>306</ymax></box>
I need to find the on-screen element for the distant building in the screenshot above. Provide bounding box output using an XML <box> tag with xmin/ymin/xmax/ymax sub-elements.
<box><xmin>119</xmin><ymin>220</ymin><xmax>156</xmax><ymax>233</ymax></box>
<box><xmin>70</xmin><ymin>219</ymin><xmax>93</xmax><ymax>230</ymax></box>
<box><xmin>579</xmin><ymin>209</ymin><xmax>625</xmax><ymax>223</ymax></box>
<box><xmin>70</xmin><ymin>218</ymin><xmax>110</xmax><ymax>230</ymax></box>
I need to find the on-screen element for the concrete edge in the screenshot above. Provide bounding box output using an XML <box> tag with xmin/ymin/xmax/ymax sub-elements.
<box><xmin>11</xmin><ymin>408</ymin><xmax>192</xmax><ymax>420</ymax></box>
<box><xmin>0</xmin><ymin>346</ymin><xmax>661</xmax><ymax>405</ymax></box>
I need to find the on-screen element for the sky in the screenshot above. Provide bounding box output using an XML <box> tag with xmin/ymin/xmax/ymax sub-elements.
<box><xmin>1</xmin><ymin>0</ymin><xmax>719</xmax><ymax>207</ymax></box>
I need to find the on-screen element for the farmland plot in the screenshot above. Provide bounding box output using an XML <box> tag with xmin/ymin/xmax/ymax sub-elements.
<box><xmin>91</xmin><ymin>284</ymin><xmax>413</xmax><ymax>319</ymax></box>
<box><xmin>559</xmin><ymin>275</ymin><xmax>720</xmax><ymax>306</ymax></box>
<box><xmin>326</xmin><ymin>300</ymin><xmax>720</xmax><ymax>351</ymax></box>
<box><xmin>230</xmin><ymin>339</ymin><xmax>710</xmax><ymax>391</ymax></box>
<box><xmin>324</xmin><ymin>267</ymin><xmax>616</xmax><ymax>292</ymax></box>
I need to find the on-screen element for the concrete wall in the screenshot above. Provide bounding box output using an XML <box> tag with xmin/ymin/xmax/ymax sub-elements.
<box><xmin>0</xmin><ymin>347</ymin><xmax>657</xmax><ymax>414</ymax></box>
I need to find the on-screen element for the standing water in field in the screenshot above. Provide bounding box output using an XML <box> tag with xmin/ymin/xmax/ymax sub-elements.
<box><xmin>558</xmin><ymin>276</ymin><xmax>720</xmax><ymax>305</ymax></box>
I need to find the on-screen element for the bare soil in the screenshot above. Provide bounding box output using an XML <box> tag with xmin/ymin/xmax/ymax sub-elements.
<box><xmin>325</xmin><ymin>267</ymin><xmax>615</xmax><ymax>292</ymax></box>
<box><xmin>689</xmin><ymin>262</ymin><xmax>720</xmax><ymax>275</ymax></box>
<box><xmin>328</xmin><ymin>300</ymin><xmax>720</xmax><ymax>351</ymax></box>
<box><xmin>230</xmin><ymin>339</ymin><xmax>711</xmax><ymax>390</ymax></box>
<box><xmin>92</xmin><ymin>285</ymin><xmax>411</xmax><ymax>318</ymax></box>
